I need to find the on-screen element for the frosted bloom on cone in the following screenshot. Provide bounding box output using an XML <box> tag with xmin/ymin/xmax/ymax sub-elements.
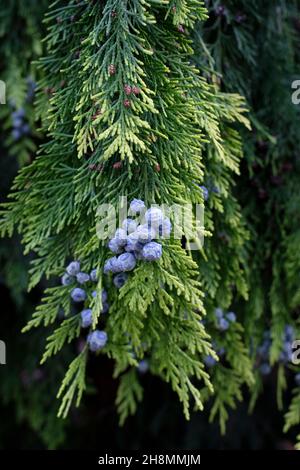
<box><xmin>61</xmin><ymin>273</ymin><xmax>73</xmax><ymax>286</ymax></box>
<box><xmin>101</xmin><ymin>302</ymin><xmax>109</xmax><ymax>314</ymax></box>
<box><xmin>200</xmin><ymin>185</ymin><xmax>209</xmax><ymax>201</ymax></box>
<box><xmin>125</xmin><ymin>232</ymin><xmax>142</xmax><ymax>252</ymax></box>
<box><xmin>87</xmin><ymin>330</ymin><xmax>108</xmax><ymax>352</ymax></box>
<box><xmin>76</xmin><ymin>272</ymin><xmax>90</xmax><ymax>284</ymax></box>
<box><xmin>204</xmin><ymin>355</ymin><xmax>217</xmax><ymax>367</ymax></box>
<box><xmin>66</xmin><ymin>261</ymin><xmax>80</xmax><ymax>276</ymax></box>
<box><xmin>102</xmin><ymin>289</ymin><xmax>108</xmax><ymax>303</ymax></box>
<box><xmin>90</xmin><ymin>269</ymin><xmax>97</xmax><ymax>282</ymax></box>
<box><xmin>218</xmin><ymin>318</ymin><xmax>229</xmax><ymax>331</ymax></box>
<box><xmin>81</xmin><ymin>309</ymin><xmax>93</xmax><ymax>328</ymax></box>
<box><xmin>215</xmin><ymin>308</ymin><xmax>223</xmax><ymax>319</ymax></box>
<box><xmin>135</xmin><ymin>224</ymin><xmax>156</xmax><ymax>243</ymax></box>
<box><xmin>104</xmin><ymin>256</ymin><xmax>122</xmax><ymax>274</ymax></box>
<box><xmin>158</xmin><ymin>217</ymin><xmax>172</xmax><ymax>238</ymax></box>
<box><xmin>114</xmin><ymin>228</ymin><xmax>127</xmax><ymax>246</ymax></box>
<box><xmin>129</xmin><ymin>198</ymin><xmax>145</xmax><ymax>214</ymax></box>
<box><xmin>113</xmin><ymin>273</ymin><xmax>128</xmax><ymax>288</ymax></box>
<box><xmin>142</xmin><ymin>242</ymin><xmax>162</xmax><ymax>261</ymax></box>
<box><xmin>71</xmin><ymin>287</ymin><xmax>86</xmax><ymax>302</ymax></box>
<box><xmin>122</xmin><ymin>218</ymin><xmax>138</xmax><ymax>234</ymax></box>
<box><xmin>117</xmin><ymin>252</ymin><xmax>136</xmax><ymax>271</ymax></box>
<box><xmin>108</xmin><ymin>238</ymin><xmax>123</xmax><ymax>254</ymax></box>
<box><xmin>137</xmin><ymin>360</ymin><xmax>149</xmax><ymax>374</ymax></box>
<box><xmin>103</xmin><ymin>258</ymin><xmax>113</xmax><ymax>274</ymax></box>
<box><xmin>226</xmin><ymin>312</ymin><xmax>236</xmax><ymax>323</ymax></box>
<box><xmin>145</xmin><ymin>207</ymin><xmax>164</xmax><ymax>229</ymax></box>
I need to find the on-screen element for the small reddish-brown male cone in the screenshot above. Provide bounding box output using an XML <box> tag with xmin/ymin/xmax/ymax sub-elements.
<box><xmin>178</xmin><ymin>24</ymin><xmax>185</xmax><ymax>33</ymax></box>
<box><xmin>124</xmin><ymin>84</ymin><xmax>132</xmax><ymax>95</ymax></box>
<box><xmin>92</xmin><ymin>109</ymin><xmax>102</xmax><ymax>120</ymax></box>
<box><xmin>113</xmin><ymin>161</ymin><xmax>122</xmax><ymax>169</ymax></box>
<box><xmin>89</xmin><ymin>164</ymin><xmax>104</xmax><ymax>172</ymax></box>
<box><xmin>132</xmin><ymin>86</ymin><xmax>140</xmax><ymax>96</ymax></box>
<box><xmin>123</xmin><ymin>99</ymin><xmax>131</xmax><ymax>108</ymax></box>
<box><xmin>44</xmin><ymin>87</ymin><xmax>55</xmax><ymax>96</ymax></box>
<box><xmin>108</xmin><ymin>64</ymin><xmax>116</xmax><ymax>76</ymax></box>
<box><xmin>155</xmin><ymin>164</ymin><xmax>161</xmax><ymax>172</ymax></box>
<box><xmin>111</xmin><ymin>10</ymin><xmax>117</xmax><ymax>18</ymax></box>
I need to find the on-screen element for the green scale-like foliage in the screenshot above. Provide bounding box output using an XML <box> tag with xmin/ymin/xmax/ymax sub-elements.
<box><xmin>0</xmin><ymin>0</ymin><xmax>48</xmax><ymax>293</ymax></box>
<box><xmin>0</xmin><ymin>0</ymin><xmax>48</xmax><ymax>164</ymax></box>
<box><xmin>1</xmin><ymin>0</ymin><xmax>253</xmax><ymax>425</ymax></box>
<box><xmin>197</xmin><ymin>0</ymin><xmax>300</xmax><ymax>443</ymax></box>
<box><xmin>0</xmin><ymin>0</ymin><xmax>74</xmax><ymax>449</ymax></box>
